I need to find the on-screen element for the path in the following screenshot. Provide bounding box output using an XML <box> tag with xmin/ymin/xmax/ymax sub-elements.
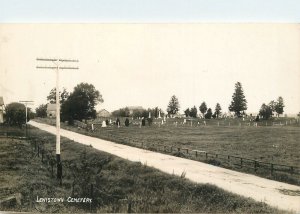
<box><xmin>29</xmin><ymin>121</ymin><xmax>300</xmax><ymax>212</ymax></box>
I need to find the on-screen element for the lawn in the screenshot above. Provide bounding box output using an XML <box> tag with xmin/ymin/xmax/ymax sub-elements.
<box><xmin>0</xmin><ymin>125</ymin><xmax>282</xmax><ymax>213</ymax></box>
<box><xmin>33</xmin><ymin>117</ymin><xmax>300</xmax><ymax>185</ymax></box>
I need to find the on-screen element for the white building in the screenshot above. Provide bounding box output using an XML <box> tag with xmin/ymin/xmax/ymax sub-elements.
<box><xmin>46</xmin><ymin>103</ymin><xmax>56</xmax><ymax>118</ymax></box>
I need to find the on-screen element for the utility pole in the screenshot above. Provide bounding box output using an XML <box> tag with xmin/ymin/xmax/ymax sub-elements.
<box><xmin>36</xmin><ymin>58</ymin><xmax>79</xmax><ymax>182</ymax></box>
<box><xmin>19</xmin><ymin>100</ymin><xmax>34</xmax><ymax>138</ymax></box>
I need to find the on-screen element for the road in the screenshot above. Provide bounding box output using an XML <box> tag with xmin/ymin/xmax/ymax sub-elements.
<box><xmin>29</xmin><ymin>121</ymin><xmax>300</xmax><ymax>212</ymax></box>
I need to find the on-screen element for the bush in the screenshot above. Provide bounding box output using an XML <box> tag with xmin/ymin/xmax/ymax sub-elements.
<box><xmin>5</xmin><ymin>102</ymin><xmax>27</xmax><ymax>126</ymax></box>
<box><xmin>125</xmin><ymin>118</ymin><xmax>129</xmax><ymax>127</ymax></box>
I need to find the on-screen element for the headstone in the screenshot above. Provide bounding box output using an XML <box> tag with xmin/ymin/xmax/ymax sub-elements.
<box><xmin>161</xmin><ymin>120</ymin><xmax>164</xmax><ymax>125</ymax></box>
<box><xmin>203</xmin><ymin>121</ymin><xmax>206</xmax><ymax>126</ymax></box>
<box><xmin>102</xmin><ymin>121</ymin><xmax>106</xmax><ymax>128</ymax></box>
<box><xmin>116</xmin><ymin>118</ymin><xmax>120</xmax><ymax>128</ymax></box>
<box><xmin>183</xmin><ymin>119</ymin><xmax>186</xmax><ymax>124</ymax></box>
<box><xmin>91</xmin><ymin>123</ymin><xmax>94</xmax><ymax>131</ymax></box>
<box><xmin>149</xmin><ymin>112</ymin><xmax>151</xmax><ymax>118</ymax></box>
<box><xmin>158</xmin><ymin>110</ymin><xmax>161</xmax><ymax>118</ymax></box>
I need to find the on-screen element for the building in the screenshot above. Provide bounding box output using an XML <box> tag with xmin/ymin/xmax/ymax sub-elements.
<box><xmin>97</xmin><ymin>109</ymin><xmax>111</xmax><ymax>118</ymax></box>
<box><xmin>47</xmin><ymin>103</ymin><xmax>56</xmax><ymax>118</ymax></box>
<box><xmin>0</xmin><ymin>96</ymin><xmax>4</xmax><ymax>123</ymax></box>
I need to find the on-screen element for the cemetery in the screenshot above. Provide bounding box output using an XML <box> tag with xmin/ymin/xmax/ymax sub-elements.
<box><xmin>34</xmin><ymin>114</ymin><xmax>300</xmax><ymax>186</ymax></box>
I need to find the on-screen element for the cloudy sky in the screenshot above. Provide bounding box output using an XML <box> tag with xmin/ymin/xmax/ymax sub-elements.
<box><xmin>0</xmin><ymin>1</ymin><xmax>300</xmax><ymax>114</ymax></box>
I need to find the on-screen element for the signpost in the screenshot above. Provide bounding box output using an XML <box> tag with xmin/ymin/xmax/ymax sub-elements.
<box><xmin>19</xmin><ymin>100</ymin><xmax>34</xmax><ymax>138</ymax></box>
<box><xmin>36</xmin><ymin>58</ymin><xmax>79</xmax><ymax>182</ymax></box>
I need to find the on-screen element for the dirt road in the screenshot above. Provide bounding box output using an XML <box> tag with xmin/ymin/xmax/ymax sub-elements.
<box><xmin>29</xmin><ymin>121</ymin><xmax>300</xmax><ymax>212</ymax></box>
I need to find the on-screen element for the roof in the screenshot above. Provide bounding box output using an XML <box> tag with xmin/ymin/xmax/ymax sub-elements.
<box><xmin>98</xmin><ymin>109</ymin><xmax>110</xmax><ymax>113</ymax></box>
<box><xmin>0</xmin><ymin>97</ymin><xmax>4</xmax><ymax>106</ymax></box>
<box><xmin>47</xmin><ymin>103</ymin><xmax>56</xmax><ymax>111</ymax></box>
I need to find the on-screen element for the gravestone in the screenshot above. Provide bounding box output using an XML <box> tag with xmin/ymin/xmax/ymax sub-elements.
<box><xmin>116</xmin><ymin>118</ymin><xmax>120</xmax><ymax>128</ymax></box>
<box><xmin>158</xmin><ymin>110</ymin><xmax>161</xmax><ymax>118</ymax></box>
<box><xmin>102</xmin><ymin>121</ymin><xmax>107</xmax><ymax>127</ymax></box>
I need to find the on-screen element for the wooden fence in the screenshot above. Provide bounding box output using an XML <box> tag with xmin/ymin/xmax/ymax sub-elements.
<box><xmin>137</xmin><ymin>143</ymin><xmax>300</xmax><ymax>177</ymax></box>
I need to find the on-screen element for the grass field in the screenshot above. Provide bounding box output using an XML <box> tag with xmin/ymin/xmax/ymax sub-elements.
<box><xmin>0</xmin><ymin>125</ymin><xmax>282</xmax><ymax>213</ymax></box>
<box><xmin>33</xmin><ymin>117</ymin><xmax>300</xmax><ymax>185</ymax></box>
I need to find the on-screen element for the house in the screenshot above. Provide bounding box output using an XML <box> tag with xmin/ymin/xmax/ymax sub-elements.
<box><xmin>47</xmin><ymin>103</ymin><xmax>56</xmax><ymax>118</ymax></box>
<box><xmin>97</xmin><ymin>109</ymin><xmax>111</xmax><ymax>118</ymax></box>
<box><xmin>0</xmin><ymin>96</ymin><xmax>4</xmax><ymax>123</ymax></box>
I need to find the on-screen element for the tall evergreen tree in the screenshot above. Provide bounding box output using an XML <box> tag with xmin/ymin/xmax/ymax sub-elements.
<box><xmin>228</xmin><ymin>82</ymin><xmax>247</xmax><ymax>117</ymax></box>
<box><xmin>167</xmin><ymin>95</ymin><xmax>180</xmax><ymax>115</ymax></box>
<box><xmin>214</xmin><ymin>103</ymin><xmax>222</xmax><ymax>118</ymax></box>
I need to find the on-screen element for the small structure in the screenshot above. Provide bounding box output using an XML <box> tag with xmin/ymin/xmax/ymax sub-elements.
<box><xmin>0</xmin><ymin>96</ymin><xmax>4</xmax><ymax>123</ymax></box>
<box><xmin>97</xmin><ymin>109</ymin><xmax>111</xmax><ymax>118</ymax></box>
<box><xmin>47</xmin><ymin>103</ymin><xmax>56</xmax><ymax>118</ymax></box>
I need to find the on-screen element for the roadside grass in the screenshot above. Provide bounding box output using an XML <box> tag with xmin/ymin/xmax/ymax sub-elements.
<box><xmin>0</xmin><ymin>125</ymin><xmax>285</xmax><ymax>213</ymax></box>
<box><xmin>33</xmin><ymin>117</ymin><xmax>300</xmax><ymax>185</ymax></box>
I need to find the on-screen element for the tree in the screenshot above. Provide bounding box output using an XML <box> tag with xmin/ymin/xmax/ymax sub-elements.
<box><xmin>199</xmin><ymin>102</ymin><xmax>207</xmax><ymax>117</ymax></box>
<box><xmin>190</xmin><ymin>106</ymin><xmax>198</xmax><ymax>118</ymax></box>
<box><xmin>5</xmin><ymin>102</ymin><xmax>27</xmax><ymax>126</ymax></box>
<box><xmin>274</xmin><ymin>96</ymin><xmax>284</xmax><ymax>117</ymax></box>
<box><xmin>47</xmin><ymin>87</ymin><xmax>69</xmax><ymax>104</ymax></box>
<box><xmin>184</xmin><ymin>108</ymin><xmax>190</xmax><ymax>117</ymax></box>
<box><xmin>61</xmin><ymin>83</ymin><xmax>104</xmax><ymax>121</ymax></box>
<box><xmin>167</xmin><ymin>95</ymin><xmax>180</xmax><ymax>115</ymax></box>
<box><xmin>228</xmin><ymin>82</ymin><xmax>247</xmax><ymax>117</ymax></box>
<box><xmin>214</xmin><ymin>103</ymin><xmax>222</xmax><ymax>118</ymax></box>
<box><xmin>205</xmin><ymin>108</ymin><xmax>213</xmax><ymax>119</ymax></box>
<box><xmin>35</xmin><ymin>104</ymin><xmax>47</xmax><ymax>118</ymax></box>
<box><xmin>259</xmin><ymin>103</ymin><xmax>273</xmax><ymax>120</ymax></box>
<box><xmin>268</xmin><ymin>100</ymin><xmax>277</xmax><ymax>117</ymax></box>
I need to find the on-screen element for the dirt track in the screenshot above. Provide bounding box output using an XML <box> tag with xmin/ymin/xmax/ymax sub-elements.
<box><xmin>29</xmin><ymin>121</ymin><xmax>300</xmax><ymax>212</ymax></box>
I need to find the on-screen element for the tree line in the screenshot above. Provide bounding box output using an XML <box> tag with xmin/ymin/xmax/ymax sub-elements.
<box><xmin>4</xmin><ymin>81</ymin><xmax>287</xmax><ymax>126</ymax></box>
<box><xmin>167</xmin><ymin>82</ymin><xmax>285</xmax><ymax>120</ymax></box>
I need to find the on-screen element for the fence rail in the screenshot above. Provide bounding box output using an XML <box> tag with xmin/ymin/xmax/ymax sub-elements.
<box><xmin>141</xmin><ymin>143</ymin><xmax>300</xmax><ymax>177</ymax></box>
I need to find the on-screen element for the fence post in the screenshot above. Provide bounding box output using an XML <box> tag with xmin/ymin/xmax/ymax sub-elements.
<box><xmin>270</xmin><ymin>164</ymin><xmax>273</xmax><ymax>176</ymax></box>
<box><xmin>254</xmin><ymin>161</ymin><xmax>257</xmax><ymax>172</ymax></box>
<box><xmin>205</xmin><ymin>152</ymin><xmax>208</xmax><ymax>160</ymax></box>
<box><xmin>227</xmin><ymin>155</ymin><xmax>230</xmax><ymax>163</ymax></box>
<box><xmin>240</xmin><ymin>158</ymin><xmax>243</xmax><ymax>168</ymax></box>
<box><xmin>195</xmin><ymin>151</ymin><xmax>198</xmax><ymax>157</ymax></box>
<box><xmin>177</xmin><ymin>148</ymin><xmax>180</xmax><ymax>152</ymax></box>
<box><xmin>37</xmin><ymin>145</ymin><xmax>40</xmax><ymax>157</ymax></box>
<box><xmin>164</xmin><ymin>146</ymin><xmax>166</xmax><ymax>152</ymax></box>
<box><xmin>41</xmin><ymin>149</ymin><xmax>44</xmax><ymax>163</ymax></box>
<box><xmin>290</xmin><ymin>166</ymin><xmax>294</xmax><ymax>175</ymax></box>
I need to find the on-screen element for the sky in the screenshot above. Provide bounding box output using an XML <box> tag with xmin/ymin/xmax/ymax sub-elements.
<box><xmin>0</xmin><ymin>1</ymin><xmax>300</xmax><ymax>114</ymax></box>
